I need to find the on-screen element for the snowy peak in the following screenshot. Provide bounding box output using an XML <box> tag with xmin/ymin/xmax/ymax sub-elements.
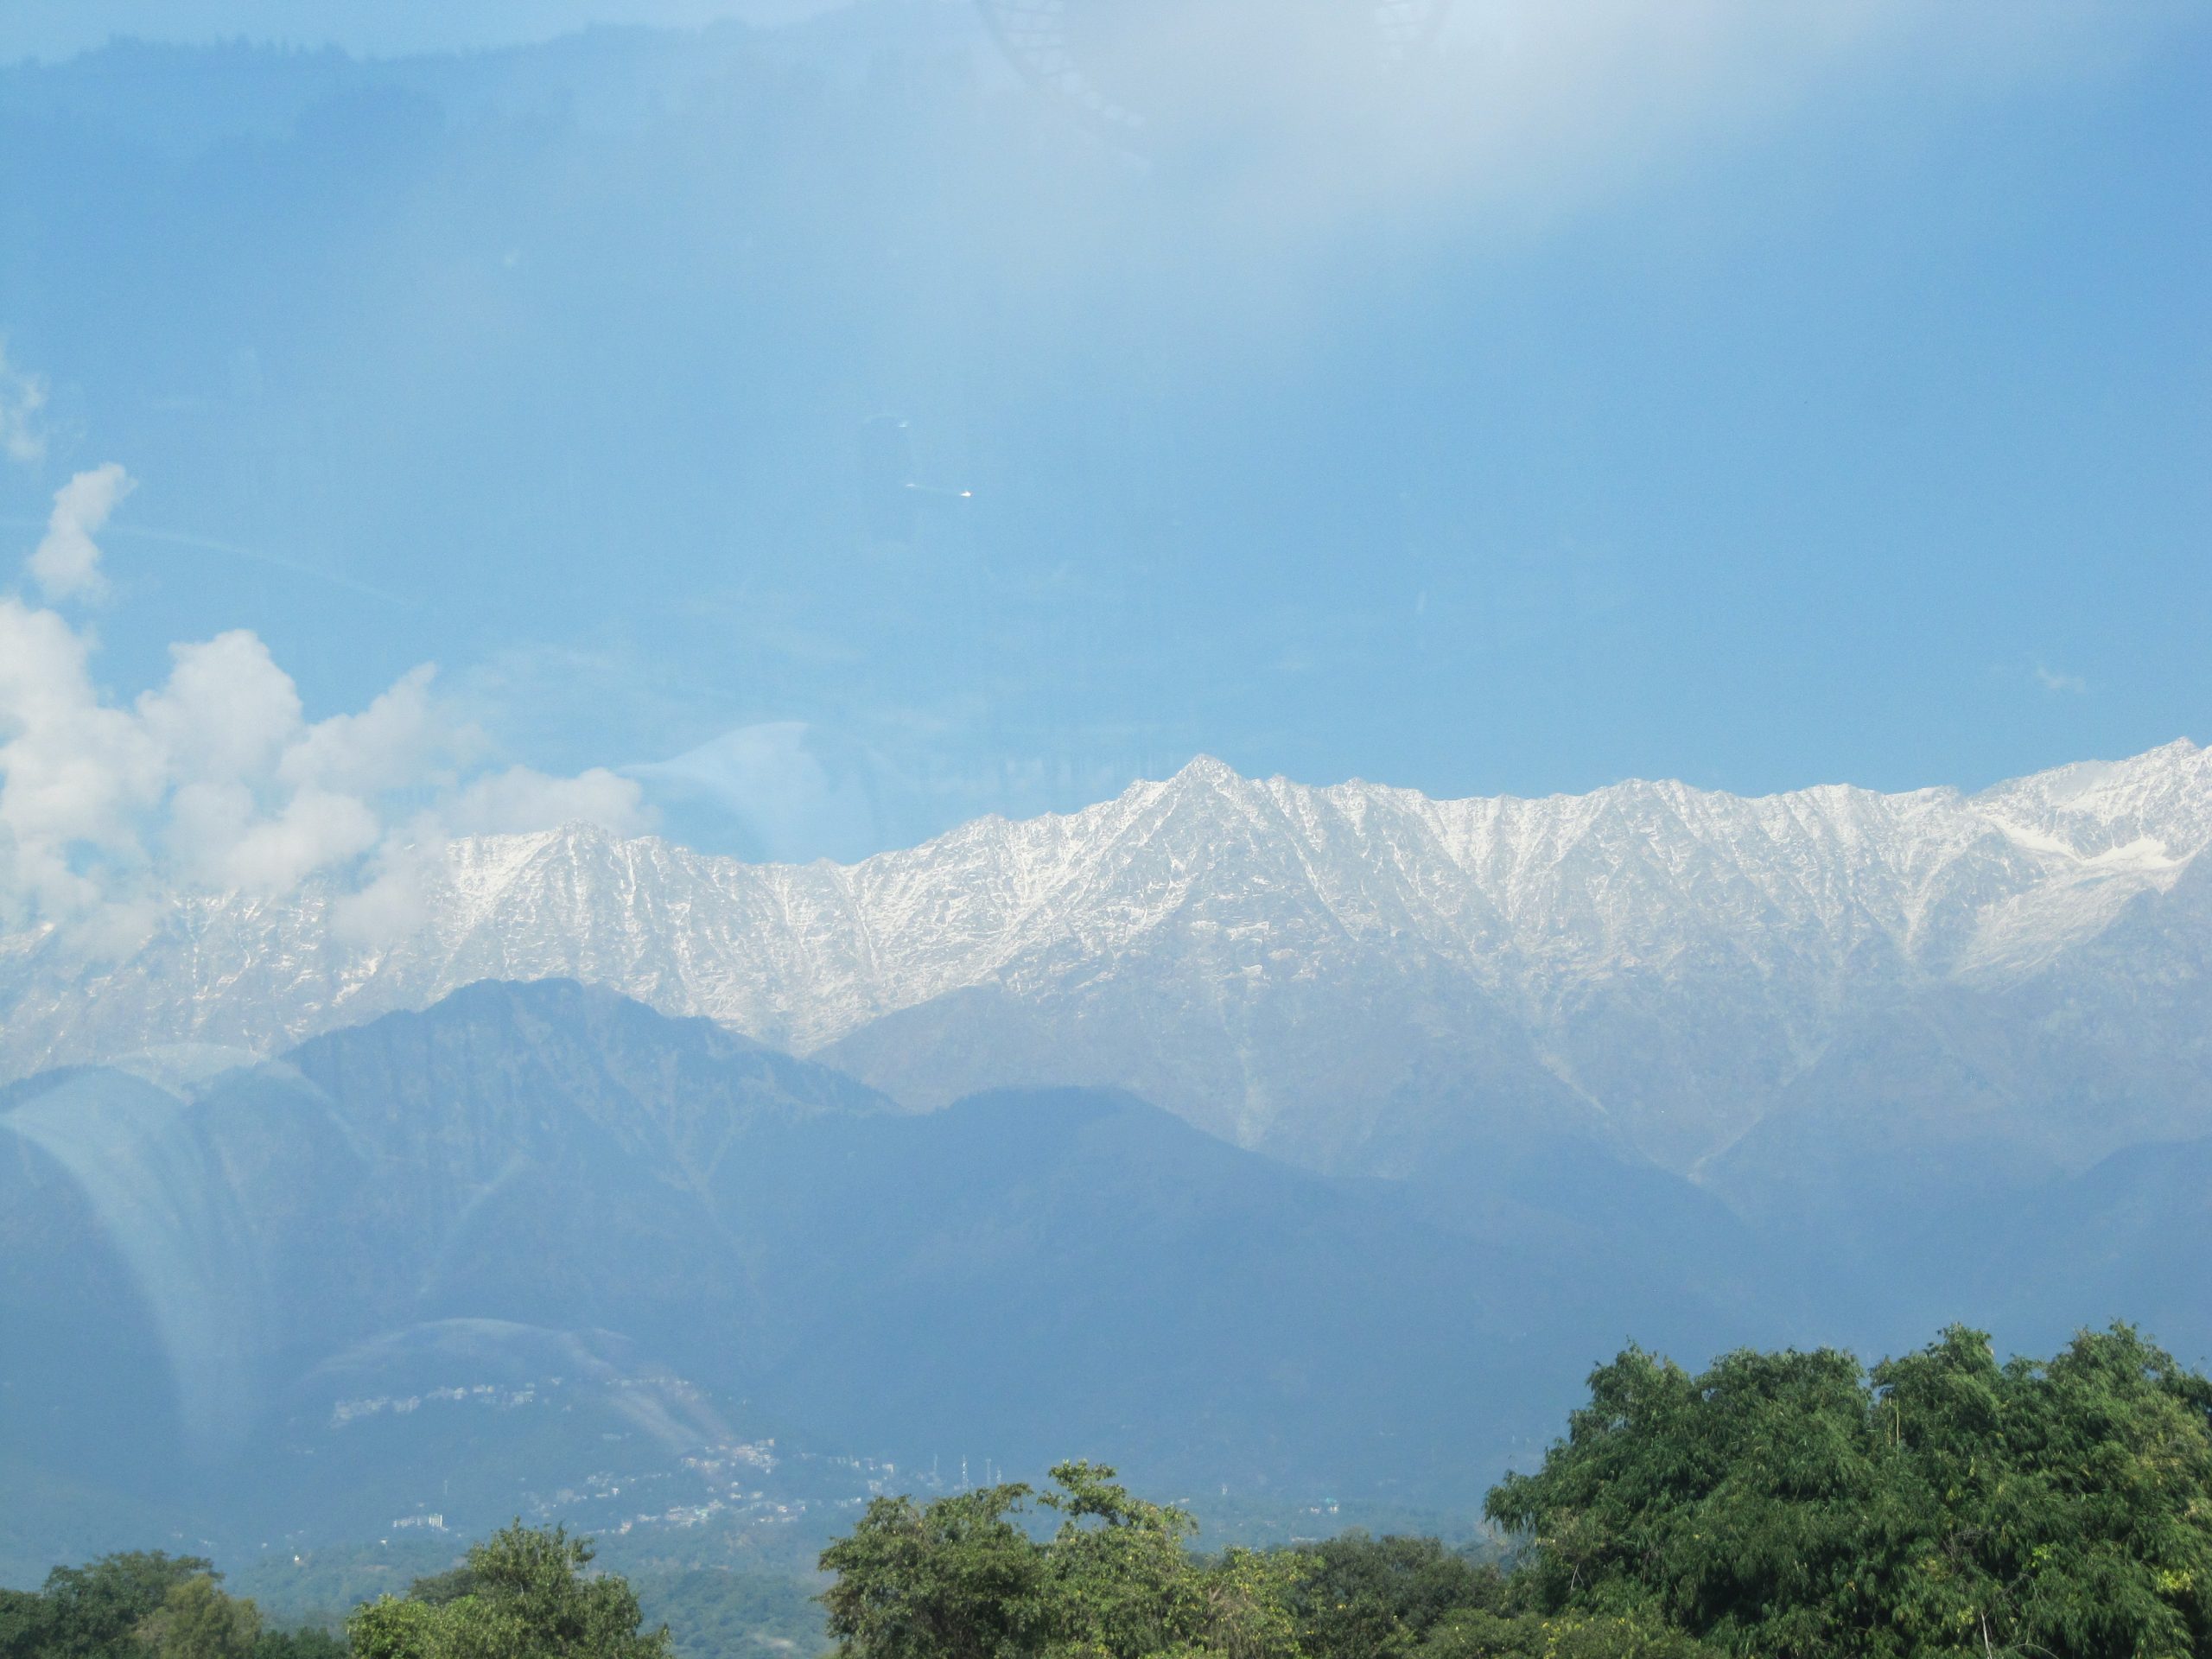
<box><xmin>3</xmin><ymin>741</ymin><xmax>2208</xmax><ymax>1177</ymax></box>
<box><xmin>1972</xmin><ymin>737</ymin><xmax>2211</xmax><ymax>861</ymax></box>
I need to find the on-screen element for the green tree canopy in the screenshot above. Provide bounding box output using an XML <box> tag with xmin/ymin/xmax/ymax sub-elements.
<box><xmin>0</xmin><ymin>1553</ymin><xmax>223</xmax><ymax>1659</ymax></box>
<box><xmin>346</xmin><ymin>1522</ymin><xmax>668</xmax><ymax>1659</ymax></box>
<box><xmin>0</xmin><ymin>1552</ymin><xmax>316</xmax><ymax>1659</ymax></box>
<box><xmin>1283</xmin><ymin>1533</ymin><xmax>1506</xmax><ymax>1659</ymax></box>
<box><xmin>820</xmin><ymin>1461</ymin><xmax>1305</xmax><ymax>1659</ymax></box>
<box><xmin>1268</xmin><ymin>1529</ymin><xmax>1724</xmax><ymax>1659</ymax></box>
<box><xmin>134</xmin><ymin>1576</ymin><xmax>261</xmax><ymax>1659</ymax></box>
<box><xmin>1484</xmin><ymin>1324</ymin><xmax>2212</xmax><ymax>1658</ymax></box>
<box><xmin>249</xmin><ymin>1630</ymin><xmax>348</xmax><ymax>1659</ymax></box>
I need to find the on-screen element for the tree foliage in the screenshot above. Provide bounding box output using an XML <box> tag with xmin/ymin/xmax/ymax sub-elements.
<box><xmin>11</xmin><ymin>1325</ymin><xmax>2209</xmax><ymax>1659</ymax></box>
<box><xmin>1485</xmin><ymin>1324</ymin><xmax>2212</xmax><ymax>1658</ymax></box>
<box><xmin>134</xmin><ymin>1579</ymin><xmax>260</xmax><ymax>1659</ymax></box>
<box><xmin>812</xmin><ymin>1325</ymin><xmax>2212</xmax><ymax>1659</ymax></box>
<box><xmin>821</xmin><ymin>1462</ymin><xmax>1306</xmax><ymax>1659</ymax></box>
<box><xmin>2</xmin><ymin>1554</ymin><xmax>214</xmax><ymax>1659</ymax></box>
<box><xmin>1284</xmin><ymin>1532</ymin><xmax>1506</xmax><ymax>1659</ymax></box>
<box><xmin>0</xmin><ymin>1553</ymin><xmax>334</xmax><ymax>1659</ymax></box>
<box><xmin>346</xmin><ymin>1522</ymin><xmax>668</xmax><ymax>1659</ymax></box>
<box><xmin>1281</xmin><ymin>1534</ymin><xmax>1720</xmax><ymax>1659</ymax></box>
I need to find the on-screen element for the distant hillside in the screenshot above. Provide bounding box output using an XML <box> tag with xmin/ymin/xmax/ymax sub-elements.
<box><xmin>0</xmin><ymin>979</ymin><xmax>1740</xmax><ymax>1563</ymax></box>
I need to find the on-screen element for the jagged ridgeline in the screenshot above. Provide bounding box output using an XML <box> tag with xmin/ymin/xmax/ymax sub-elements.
<box><xmin>7</xmin><ymin>741</ymin><xmax>2211</xmax><ymax>1194</ymax></box>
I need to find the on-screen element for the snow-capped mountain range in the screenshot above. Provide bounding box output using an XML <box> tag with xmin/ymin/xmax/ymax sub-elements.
<box><xmin>5</xmin><ymin>740</ymin><xmax>2209</xmax><ymax>1190</ymax></box>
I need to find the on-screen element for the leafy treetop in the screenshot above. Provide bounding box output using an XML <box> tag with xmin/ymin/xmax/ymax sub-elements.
<box><xmin>347</xmin><ymin>1521</ymin><xmax>669</xmax><ymax>1659</ymax></box>
<box><xmin>1485</xmin><ymin>1324</ymin><xmax>2212</xmax><ymax>1659</ymax></box>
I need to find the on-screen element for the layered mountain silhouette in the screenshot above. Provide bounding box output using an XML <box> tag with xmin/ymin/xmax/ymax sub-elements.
<box><xmin>0</xmin><ymin>981</ymin><xmax>1751</xmax><ymax>1562</ymax></box>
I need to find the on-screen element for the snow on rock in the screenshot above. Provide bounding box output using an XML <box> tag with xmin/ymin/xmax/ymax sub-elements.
<box><xmin>3</xmin><ymin>740</ymin><xmax>2208</xmax><ymax>1173</ymax></box>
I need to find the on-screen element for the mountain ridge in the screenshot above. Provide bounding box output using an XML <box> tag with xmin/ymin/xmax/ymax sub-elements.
<box><xmin>4</xmin><ymin>739</ymin><xmax>2207</xmax><ymax>1178</ymax></box>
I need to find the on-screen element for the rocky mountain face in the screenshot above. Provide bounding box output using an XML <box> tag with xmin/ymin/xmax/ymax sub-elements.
<box><xmin>4</xmin><ymin>741</ymin><xmax>2209</xmax><ymax>1199</ymax></box>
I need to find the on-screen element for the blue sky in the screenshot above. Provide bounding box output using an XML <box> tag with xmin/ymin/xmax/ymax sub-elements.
<box><xmin>0</xmin><ymin>0</ymin><xmax>2206</xmax><ymax>874</ymax></box>
<box><xmin>0</xmin><ymin>1</ymin><xmax>844</xmax><ymax>60</ymax></box>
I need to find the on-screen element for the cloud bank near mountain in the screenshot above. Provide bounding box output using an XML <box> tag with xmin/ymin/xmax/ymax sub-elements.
<box><xmin>0</xmin><ymin>467</ymin><xmax>650</xmax><ymax>950</ymax></box>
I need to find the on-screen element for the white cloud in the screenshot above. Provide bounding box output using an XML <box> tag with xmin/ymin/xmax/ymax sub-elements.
<box><xmin>277</xmin><ymin>663</ymin><xmax>457</xmax><ymax>794</ymax></box>
<box><xmin>137</xmin><ymin>630</ymin><xmax>303</xmax><ymax>782</ymax></box>
<box><xmin>0</xmin><ymin>340</ymin><xmax>47</xmax><ymax>467</ymax></box>
<box><xmin>29</xmin><ymin>463</ymin><xmax>134</xmax><ymax>601</ymax></box>
<box><xmin>445</xmin><ymin>765</ymin><xmax>652</xmax><ymax>837</ymax></box>
<box><xmin>2035</xmin><ymin>664</ymin><xmax>2088</xmax><ymax>696</ymax></box>
<box><xmin>0</xmin><ymin>582</ymin><xmax>652</xmax><ymax>949</ymax></box>
<box><xmin>167</xmin><ymin>780</ymin><xmax>384</xmax><ymax>894</ymax></box>
<box><xmin>0</xmin><ymin>598</ymin><xmax>166</xmax><ymax>925</ymax></box>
